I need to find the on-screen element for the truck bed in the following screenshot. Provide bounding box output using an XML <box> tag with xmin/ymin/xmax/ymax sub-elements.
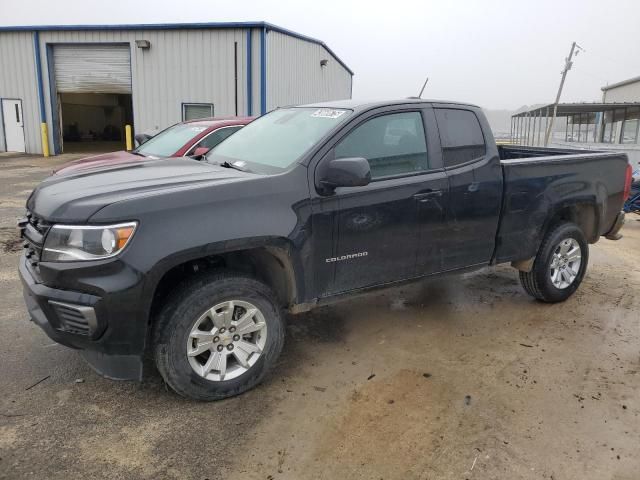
<box><xmin>493</xmin><ymin>145</ymin><xmax>629</xmax><ymax>264</ymax></box>
<box><xmin>498</xmin><ymin>144</ymin><xmax>594</xmax><ymax>160</ymax></box>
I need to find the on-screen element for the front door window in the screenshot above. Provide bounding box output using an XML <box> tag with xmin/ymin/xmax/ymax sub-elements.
<box><xmin>335</xmin><ymin>111</ymin><xmax>429</xmax><ymax>179</ymax></box>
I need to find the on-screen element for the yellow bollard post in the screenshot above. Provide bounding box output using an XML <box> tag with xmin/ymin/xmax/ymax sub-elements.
<box><xmin>125</xmin><ymin>125</ymin><xmax>133</xmax><ymax>151</ymax></box>
<box><xmin>40</xmin><ymin>123</ymin><xmax>50</xmax><ymax>157</ymax></box>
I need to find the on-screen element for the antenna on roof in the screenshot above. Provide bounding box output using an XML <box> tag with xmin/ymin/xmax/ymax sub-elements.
<box><xmin>417</xmin><ymin>77</ymin><xmax>429</xmax><ymax>98</ymax></box>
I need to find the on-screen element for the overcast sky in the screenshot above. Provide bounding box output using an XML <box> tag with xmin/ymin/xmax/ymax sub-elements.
<box><xmin>1</xmin><ymin>0</ymin><xmax>638</xmax><ymax>110</ymax></box>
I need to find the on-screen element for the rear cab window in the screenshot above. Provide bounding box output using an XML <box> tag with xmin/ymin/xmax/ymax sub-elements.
<box><xmin>434</xmin><ymin>108</ymin><xmax>486</xmax><ymax>167</ymax></box>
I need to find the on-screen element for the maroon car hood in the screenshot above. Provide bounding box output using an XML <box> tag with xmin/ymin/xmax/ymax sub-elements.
<box><xmin>54</xmin><ymin>151</ymin><xmax>147</xmax><ymax>175</ymax></box>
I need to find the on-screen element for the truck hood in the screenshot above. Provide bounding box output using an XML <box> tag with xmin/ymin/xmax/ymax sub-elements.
<box><xmin>53</xmin><ymin>150</ymin><xmax>146</xmax><ymax>175</ymax></box>
<box><xmin>27</xmin><ymin>158</ymin><xmax>251</xmax><ymax>222</ymax></box>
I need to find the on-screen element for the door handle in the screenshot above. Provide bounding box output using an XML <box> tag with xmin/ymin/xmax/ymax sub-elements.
<box><xmin>413</xmin><ymin>190</ymin><xmax>443</xmax><ymax>202</ymax></box>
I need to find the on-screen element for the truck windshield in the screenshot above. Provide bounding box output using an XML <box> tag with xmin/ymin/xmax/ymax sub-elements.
<box><xmin>135</xmin><ymin>123</ymin><xmax>209</xmax><ymax>158</ymax></box>
<box><xmin>207</xmin><ymin>107</ymin><xmax>351</xmax><ymax>173</ymax></box>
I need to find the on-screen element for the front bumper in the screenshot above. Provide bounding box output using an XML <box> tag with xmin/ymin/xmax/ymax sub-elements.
<box><xmin>19</xmin><ymin>256</ymin><xmax>146</xmax><ymax>380</ymax></box>
<box><xmin>604</xmin><ymin>211</ymin><xmax>625</xmax><ymax>240</ymax></box>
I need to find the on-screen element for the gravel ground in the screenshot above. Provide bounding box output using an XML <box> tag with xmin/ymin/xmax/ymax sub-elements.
<box><xmin>1</xmin><ymin>153</ymin><xmax>639</xmax><ymax>480</ymax></box>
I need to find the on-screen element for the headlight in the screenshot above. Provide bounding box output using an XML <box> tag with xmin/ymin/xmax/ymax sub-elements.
<box><xmin>42</xmin><ymin>222</ymin><xmax>137</xmax><ymax>262</ymax></box>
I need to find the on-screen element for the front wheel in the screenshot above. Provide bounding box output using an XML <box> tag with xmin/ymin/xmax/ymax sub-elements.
<box><xmin>153</xmin><ymin>272</ymin><xmax>285</xmax><ymax>401</ymax></box>
<box><xmin>519</xmin><ymin>222</ymin><xmax>589</xmax><ymax>303</ymax></box>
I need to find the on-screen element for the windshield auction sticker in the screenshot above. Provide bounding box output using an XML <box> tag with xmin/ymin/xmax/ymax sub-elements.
<box><xmin>311</xmin><ymin>108</ymin><xmax>347</xmax><ymax>119</ymax></box>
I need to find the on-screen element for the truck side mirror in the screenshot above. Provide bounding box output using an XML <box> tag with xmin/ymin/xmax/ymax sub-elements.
<box><xmin>319</xmin><ymin>157</ymin><xmax>371</xmax><ymax>192</ymax></box>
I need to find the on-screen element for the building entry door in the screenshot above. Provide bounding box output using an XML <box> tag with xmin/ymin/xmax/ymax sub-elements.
<box><xmin>2</xmin><ymin>99</ymin><xmax>26</xmax><ymax>153</ymax></box>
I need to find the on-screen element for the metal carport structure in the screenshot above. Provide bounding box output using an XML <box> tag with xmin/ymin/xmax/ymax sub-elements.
<box><xmin>511</xmin><ymin>102</ymin><xmax>640</xmax><ymax>146</ymax></box>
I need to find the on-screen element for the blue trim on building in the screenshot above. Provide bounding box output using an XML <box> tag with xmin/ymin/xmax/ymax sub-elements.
<box><xmin>128</xmin><ymin>42</ymin><xmax>135</xmax><ymax>138</ymax></box>
<box><xmin>0</xmin><ymin>21</ymin><xmax>354</xmax><ymax>76</ymax></box>
<box><xmin>44</xmin><ymin>44</ymin><xmax>61</xmax><ymax>154</ymax></box>
<box><xmin>262</xmin><ymin>23</ymin><xmax>354</xmax><ymax>76</ymax></box>
<box><xmin>41</xmin><ymin>41</ymin><xmax>132</xmax><ymax>154</ymax></box>
<box><xmin>0</xmin><ymin>97</ymin><xmax>6</xmax><ymax>151</ymax></box>
<box><xmin>33</xmin><ymin>32</ymin><xmax>47</xmax><ymax>123</ymax></box>
<box><xmin>246</xmin><ymin>29</ymin><xmax>252</xmax><ymax>116</ymax></box>
<box><xmin>260</xmin><ymin>27</ymin><xmax>267</xmax><ymax>115</ymax></box>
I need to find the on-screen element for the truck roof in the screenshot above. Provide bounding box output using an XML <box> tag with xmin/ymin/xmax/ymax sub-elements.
<box><xmin>296</xmin><ymin>98</ymin><xmax>481</xmax><ymax>112</ymax></box>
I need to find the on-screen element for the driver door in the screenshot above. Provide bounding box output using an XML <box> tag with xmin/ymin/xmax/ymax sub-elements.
<box><xmin>313</xmin><ymin>108</ymin><xmax>448</xmax><ymax>295</ymax></box>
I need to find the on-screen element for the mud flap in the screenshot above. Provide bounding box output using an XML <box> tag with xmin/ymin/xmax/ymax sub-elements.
<box><xmin>511</xmin><ymin>257</ymin><xmax>535</xmax><ymax>273</ymax></box>
<box><xmin>81</xmin><ymin>350</ymin><xmax>143</xmax><ymax>381</ymax></box>
<box><xmin>604</xmin><ymin>212</ymin><xmax>625</xmax><ymax>240</ymax></box>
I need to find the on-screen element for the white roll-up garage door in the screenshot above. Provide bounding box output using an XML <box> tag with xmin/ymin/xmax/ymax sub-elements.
<box><xmin>53</xmin><ymin>44</ymin><xmax>132</xmax><ymax>94</ymax></box>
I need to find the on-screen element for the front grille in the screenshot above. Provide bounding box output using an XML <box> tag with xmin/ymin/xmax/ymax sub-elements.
<box><xmin>18</xmin><ymin>211</ymin><xmax>51</xmax><ymax>266</ymax></box>
<box><xmin>49</xmin><ymin>301</ymin><xmax>97</xmax><ymax>336</ymax></box>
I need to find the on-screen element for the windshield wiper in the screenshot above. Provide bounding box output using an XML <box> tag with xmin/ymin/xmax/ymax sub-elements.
<box><xmin>217</xmin><ymin>160</ymin><xmax>249</xmax><ymax>172</ymax></box>
<box><xmin>130</xmin><ymin>151</ymin><xmax>146</xmax><ymax>157</ymax></box>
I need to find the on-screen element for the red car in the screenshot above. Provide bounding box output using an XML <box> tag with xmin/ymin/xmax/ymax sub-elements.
<box><xmin>54</xmin><ymin>116</ymin><xmax>254</xmax><ymax>175</ymax></box>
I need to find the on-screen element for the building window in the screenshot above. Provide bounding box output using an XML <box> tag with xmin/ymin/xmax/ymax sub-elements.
<box><xmin>621</xmin><ymin>119</ymin><xmax>639</xmax><ymax>144</ymax></box>
<box><xmin>621</xmin><ymin>107</ymin><xmax>640</xmax><ymax>144</ymax></box>
<box><xmin>602</xmin><ymin>111</ymin><xmax>614</xmax><ymax>143</ymax></box>
<box><xmin>182</xmin><ymin>103</ymin><xmax>214</xmax><ymax>121</ymax></box>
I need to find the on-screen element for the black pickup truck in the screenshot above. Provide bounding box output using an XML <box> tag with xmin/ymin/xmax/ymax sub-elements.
<box><xmin>19</xmin><ymin>99</ymin><xmax>632</xmax><ymax>400</ymax></box>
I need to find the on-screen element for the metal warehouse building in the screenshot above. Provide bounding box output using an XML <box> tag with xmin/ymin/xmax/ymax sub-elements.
<box><xmin>602</xmin><ymin>75</ymin><xmax>640</xmax><ymax>103</ymax></box>
<box><xmin>0</xmin><ymin>22</ymin><xmax>353</xmax><ymax>155</ymax></box>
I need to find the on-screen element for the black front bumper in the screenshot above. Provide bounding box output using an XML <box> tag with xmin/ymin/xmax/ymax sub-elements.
<box><xmin>19</xmin><ymin>257</ymin><xmax>146</xmax><ymax>380</ymax></box>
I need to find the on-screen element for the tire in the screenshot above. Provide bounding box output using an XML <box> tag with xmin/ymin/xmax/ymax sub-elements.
<box><xmin>519</xmin><ymin>222</ymin><xmax>589</xmax><ymax>303</ymax></box>
<box><xmin>153</xmin><ymin>271</ymin><xmax>285</xmax><ymax>401</ymax></box>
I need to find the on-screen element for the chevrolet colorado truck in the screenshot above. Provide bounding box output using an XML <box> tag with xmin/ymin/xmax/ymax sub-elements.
<box><xmin>19</xmin><ymin>99</ymin><xmax>632</xmax><ymax>401</ymax></box>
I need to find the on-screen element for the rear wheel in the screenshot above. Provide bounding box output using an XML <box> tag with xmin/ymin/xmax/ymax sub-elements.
<box><xmin>153</xmin><ymin>272</ymin><xmax>285</xmax><ymax>401</ymax></box>
<box><xmin>519</xmin><ymin>222</ymin><xmax>588</xmax><ymax>302</ymax></box>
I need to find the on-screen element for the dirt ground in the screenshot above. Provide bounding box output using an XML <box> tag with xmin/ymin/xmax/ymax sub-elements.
<box><xmin>1</xmin><ymin>153</ymin><xmax>639</xmax><ymax>480</ymax></box>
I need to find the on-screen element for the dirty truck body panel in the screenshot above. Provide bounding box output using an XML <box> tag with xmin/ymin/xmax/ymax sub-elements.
<box><xmin>18</xmin><ymin>99</ymin><xmax>629</xmax><ymax>381</ymax></box>
<box><xmin>496</xmin><ymin>147</ymin><xmax>628</xmax><ymax>263</ymax></box>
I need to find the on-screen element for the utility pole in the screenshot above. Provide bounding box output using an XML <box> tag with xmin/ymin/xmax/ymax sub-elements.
<box><xmin>418</xmin><ymin>77</ymin><xmax>429</xmax><ymax>98</ymax></box>
<box><xmin>544</xmin><ymin>41</ymin><xmax>582</xmax><ymax>146</ymax></box>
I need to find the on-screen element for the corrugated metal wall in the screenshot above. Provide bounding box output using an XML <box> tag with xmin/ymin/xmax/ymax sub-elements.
<box><xmin>1</xmin><ymin>26</ymin><xmax>353</xmax><ymax>154</ymax></box>
<box><xmin>266</xmin><ymin>30</ymin><xmax>352</xmax><ymax>110</ymax></box>
<box><xmin>250</xmin><ymin>28</ymin><xmax>262</xmax><ymax>116</ymax></box>
<box><xmin>603</xmin><ymin>82</ymin><xmax>640</xmax><ymax>103</ymax></box>
<box><xmin>0</xmin><ymin>31</ymin><xmax>40</xmax><ymax>153</ymax></box>
<box><xmin>38</xmin><ymin>28</ymin><xmax>249</xmax><ymax>152</ymax></box>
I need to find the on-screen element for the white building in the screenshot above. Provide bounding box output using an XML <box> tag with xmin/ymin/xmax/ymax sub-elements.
<box><xmin>0</xmin><ymin>22</ymin><xmax>353</xmax><ymax>155</ymax></box>
<box><xmin>602</xmin><ymin>76</ymin><xmax>640</xmax><ymax>103</ymax></box>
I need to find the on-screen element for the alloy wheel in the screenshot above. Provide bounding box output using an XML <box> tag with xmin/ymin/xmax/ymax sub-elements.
<box><xmin>549</xmin><ymin>238</ymin><xmax>582</xmax><ymax>289</ymax></box>
<box><xmin>186</xmin><ymin>300</ymin><xmax>267</xmax><ymax>381</ymax></box>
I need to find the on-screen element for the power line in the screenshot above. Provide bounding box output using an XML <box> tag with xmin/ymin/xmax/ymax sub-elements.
<box><xmin>545</xmin><ymin>42</ymin><xmax>583</xmax><ymax>146</ymax></box>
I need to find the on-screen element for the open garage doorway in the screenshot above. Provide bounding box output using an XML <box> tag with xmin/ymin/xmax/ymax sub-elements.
<box><xmin>60</xmin><ymin>93</ymin><xmax>133</xmax><ymax>153</ymax></box>
<box><xmin>52</xmin><ymin>44</ymin><xmax>133</xmax><ymax>154</ymax></box>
